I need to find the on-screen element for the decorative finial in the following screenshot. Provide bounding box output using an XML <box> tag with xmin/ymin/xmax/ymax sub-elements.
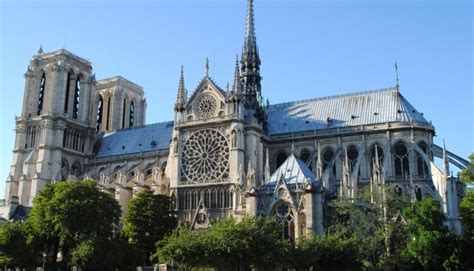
<box><xmin>233</xmin><ymin>54</ymin><xmax>241</xmax><ymax>94</ymax></box>
<box><xmin>395</xmin><ymin>62</ymin><xmax>399</xmax><ymax>91</ymax></box>
<box><xmin>175</xmin><ymin>65</ymin><xmax>187</xmax><ymax>111</ymax></box>
<box><xmin>205</xmin><ymin>57</ymin><xmax>209</xmax><ymax>78</ymax></box>
<box><xmin>37</xmin><ymin>45</ymin><xmax>44</xmax><ymax>55</ymax></box>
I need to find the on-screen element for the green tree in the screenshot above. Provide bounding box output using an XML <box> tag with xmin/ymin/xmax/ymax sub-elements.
<box><xmin>460</xmin><ymin>153</ymin><xmax>474</xmax><ymax>185</ymax></box>
<box><xmin>204</xmin><ymin>216</ymin><xmax>290</xmax><ymax>270</ymax></box>
<box><xmin>123</xmin><ymin>189</ymin><xmax>177</xmax><ymax>265</ymax></box>
<box><xmin>153</xmin><ymin>226</ymin><xmax>207</xmax><ymax>271</ymax></box>
<box><xmin>401</xmin><ymin>196</ymin><xmax>464</xmax><ymax>270</ymax></box>
<box><xmin>28</xmin><ymin>180</ymin><xmax>122</xmax><ymax>270</ymax></box>
<box><xmin>154</xmin><ymin>216</ymin><xmax>291</xmax><ymax>270</ymax></box>
<box><xmin>0</xmin><ymin>221</ymin><xmax>34</xmax><ymax>268</ymax></box>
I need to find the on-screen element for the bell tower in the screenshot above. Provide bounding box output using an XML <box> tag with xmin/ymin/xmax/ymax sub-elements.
<box><xmin>5</xmin><ymin>48</ymin><xmax>96</xmax><ymax>205</ymax></box>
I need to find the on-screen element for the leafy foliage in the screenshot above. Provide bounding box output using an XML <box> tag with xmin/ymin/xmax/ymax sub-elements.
<box><xmin>460</xmin><ymin>153</ymin><xmax>474</xmax><ymax>185</ymax></box>
<box><xmin>155</xmin><ymin>216</ymin><xmax>291</xmax><ymax>270</ymax></box>
<box><xmin>0</xmin><ymin>221</ymin><xmax>34</xmax><ymax>267</ymax></box>
<box><xmin>123</xmin><ymin>189</ymin><xmax>177</xmax><ymax>265</ymax></box>
<box><xmin>27</xmin><ymin>180</ymin><xmax>122</xmax><ymax>269</ymax></box>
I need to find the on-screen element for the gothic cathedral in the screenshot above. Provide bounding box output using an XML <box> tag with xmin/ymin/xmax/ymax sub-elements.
<box><xmin>1</xmin><ymin>0</ymin><xmax>467</xmax><ymax>238</ymax></box>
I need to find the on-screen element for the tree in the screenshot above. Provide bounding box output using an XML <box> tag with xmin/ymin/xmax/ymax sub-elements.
<box><xmin>401</xmin><ymin>196</ymin><xmax>465</xmax><ymax>270</ymax></box>
<box><xmin>154</xmin><ymin>216</ymin><xmax>291</xmax><ymax>270</ymax></box>
<box><xmin>460</xmin><ymin>153</ymin><xmax>474</xmax><ymax>185</ymax></box>
<box><xmin>153</xmin><ymin>226</ymin><xmax>207</xmax><ymax>271</ymax></box>
<box><xmin>123</xmin><ymin>189</ymin><xmax>177</xmax><ymax>265</ymax></box>
<box><xmin>0</xmin><ymin>221</ymin><xmax>34</xmax><ymax>268</ymax></box>
<box><xmin>28</xmin><ymin>180</ymin><xmax>122</xmax><ymax>270</ymax></box>
<box><xmin>204</xmin><ymin>216</ymin><xmax>291</xmax><ymax>270</ymax></box>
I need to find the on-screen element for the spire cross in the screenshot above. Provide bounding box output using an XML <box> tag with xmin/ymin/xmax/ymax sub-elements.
<box><xmin>205</xmin><ymin>57</ymin><xmax>209</xmax><ymax>78</ymax></box>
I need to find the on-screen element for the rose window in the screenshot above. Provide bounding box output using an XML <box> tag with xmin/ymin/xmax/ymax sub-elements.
<box><xmin>195</xmin><ymin>94</ymin><xmax>217</xmax><ymax>119</ymax></box>
<box><xmin>181</xmin><ymin>129</ymin><xmax>229</xmax><ymax>183</ymax></box>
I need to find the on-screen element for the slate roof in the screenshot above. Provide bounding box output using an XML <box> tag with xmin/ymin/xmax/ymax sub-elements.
<box><xmin>94</xmin><ymin>88</ymin><xmax>429</xmax><ymax>159</ymax></box>
<box><xmin>10</xmin><ymin>205</ymin><xmax>32</xmax><ymax>221</ymax></box>
<box><xmin>265</xmin><ymin>154</ymin><xmax>316</xmax><ymax>186</ymax></box>
<box><xmin>266</xmin><ymin>88</ymin><xmax>429</xmax><ymax>135</ymax></box>
<box><xmin>95</xmin><ymin>121</ymin><xmax>174</xmax><ymax>158</ymax></box>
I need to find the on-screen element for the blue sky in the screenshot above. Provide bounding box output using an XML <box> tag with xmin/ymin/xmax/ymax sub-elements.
<box><xmin>0</xmin><ymin>0</ymin><xmax>472</xmax><ymax>198</ymax></box>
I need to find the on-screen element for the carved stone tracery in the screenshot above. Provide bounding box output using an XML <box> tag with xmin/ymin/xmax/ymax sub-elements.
<box><xmin>181</xmin><ymin>129</ymin><xmax>229</xmax><ymax>183</ymax></box>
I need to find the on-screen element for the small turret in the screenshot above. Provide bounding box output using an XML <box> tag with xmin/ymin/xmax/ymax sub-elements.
<box><xmin>175</xmin><ymin>65</ymin><xmax>187</xmax><ymax>112</ymax></box>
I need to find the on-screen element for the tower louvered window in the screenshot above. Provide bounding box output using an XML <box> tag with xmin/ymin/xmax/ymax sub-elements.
<box><xmin>64</xmin><ymin>72</ymin><xmax>72</xmax><ymax>113</ymax></box>
<box><xmin>96</xmin><ymin>96</ymin><xmax>103</xmax><ymax>133</ymax></box>
<box><xmin>122</xmin><ymin>99</ymin><xmax>126</xmax><ymax>128</ymax></box>
<box><xmin>129</xmin><ymin>100</ymin><xmax>134</xmax><ymax>127</ymax></box>
<box><xmin>37</xmin><ymin>74</ymin><xmax>46</xmax><ymax>115</ymax></box>
<box><xmin>72</xmin><ymin>77</ymin><xmax>81</xmax><ymax>119</ymax></box>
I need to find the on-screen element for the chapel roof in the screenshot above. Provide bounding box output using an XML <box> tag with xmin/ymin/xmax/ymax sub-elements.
<box><xmin>264</xmin><ymin>153</ymin><xmax>316</xmax><ymax>186</ymax></box>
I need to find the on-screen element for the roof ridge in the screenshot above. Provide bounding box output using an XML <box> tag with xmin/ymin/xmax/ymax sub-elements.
<box><xmin>103</xmin><ymin>120</ymin><xmax>173</xmax><ymax>135</ymax></box>
<box><xmin>269</xmin><ymin>86</ymin><xmax>397</xmax><ymax>109</ymax></box>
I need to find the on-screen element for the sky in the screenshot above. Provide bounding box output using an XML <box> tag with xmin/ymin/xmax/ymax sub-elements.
<box><xmin>0</xmin><ymin>0</ymin><xmax>472</xmax><ymax>198</ymax></box>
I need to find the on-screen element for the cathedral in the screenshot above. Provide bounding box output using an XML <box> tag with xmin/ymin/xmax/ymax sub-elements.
<box><xmin>1</xmin><ymin>0</ymin><xmax>468</xmax><ymax>238</ymax></box>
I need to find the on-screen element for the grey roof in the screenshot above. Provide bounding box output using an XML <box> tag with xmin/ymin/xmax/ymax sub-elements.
<box><xmin>265</xmin><ymin>154</ymin><xmax>316</xmax><ymax>186</ymax></box>
<box><xmin>266</xmin><ymin>88</ymin><xmax>429</xmax><ymax>135</ymax></box>
<box><xmin>94</xmin><ymin>87</ymin><xmax>430</xmax><ymax>159</ymax></box>
<box><xmin>95</xmin><ymin>121</ymin><xmax>174</xmax><ymax>158</ymax></box>
<box><xmin>10</xmin><ymin>205</ymin><xmax>32</xmax><ymax>221</ymax></box>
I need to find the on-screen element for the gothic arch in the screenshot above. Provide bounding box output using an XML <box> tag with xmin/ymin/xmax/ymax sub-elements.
<box><xmin>71</xmin><ymin>161</ymin><xmax>82</xmax><ymax>177</ymax></box>
<box><xmin>275</xmin><ymin>150</ymin><xmax>288</xmax><ymax>169</ymax></box>
<box><xmin>72</xmin><ymin>74</ymin><xmax>84</xmax><ymax>119</ymax></box>
<box><xmin>64</xmin><ymin>70</ymin><xmax>75</xmax><ymax>114</ymax></box>
<box><xmin>61</xmin><ymin>158</ymin><xmax>69</xmax><ymax>180</ymax></box>
<box><xmin>299</xmin><ymin>148</ymin><xmax>311</xmax><ymax>164</ymax></box>
<box><xmin>393</xmin><ymin>141</ymin><xmax>410</xmax><ymax>178</ymax></box>
<box><xmin>37</xmin><ymin>71</ymin><xmax>47</xmax><ymax>115</ymax></box>
<box><xmin>96</xmin><ymin>94</ymin><xmax>104</xmax><ymax>133</ymax></box>
<box><xmin>271</xmin><ymin>200</ymin><xmax>296</xmax><ymax>240</ymax></box>
<box><xmin>415</xmin><ymin>142</ymin><xmax>429</xmax><ymax>177</ymax></box>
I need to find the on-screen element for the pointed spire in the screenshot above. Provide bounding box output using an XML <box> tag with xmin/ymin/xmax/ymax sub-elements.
<box><xmin>175</xmin><ymin>65</ymin><xmax>187</xmax><ymax>111</ymax></box>
<box><xmin>205</xmin><ymin>57</ymin><xmax>209</xmax><ymax>78</ymax></box>
<box><xmin>233</xmin><ymin>54</ymin><xmax>241</xmax><ymax>95</ymax></box>
<box><xmin>37</xmin><ymin>45</ymin><xmax>44</xmax><ymax>55</ymax></box>
<box><xmin>245</xmin><ymin>0</ymin><xmax>256</xmax><ymax>47</ymax></box>
<box><xmin>265</xmin><ymin>148</ymin><xmax>271</xmax><ymax>181</ymax></box>
<box><xmin>443</xmin><ymin>139</ymin><xmax>450</xmax><ymax>177</ymax></box>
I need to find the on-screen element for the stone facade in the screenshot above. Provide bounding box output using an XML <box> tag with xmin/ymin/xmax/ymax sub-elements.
<box><xmin>1</xmin><ymin>0</ymin><xmax>466</xmax><ymax>237</ymax></box>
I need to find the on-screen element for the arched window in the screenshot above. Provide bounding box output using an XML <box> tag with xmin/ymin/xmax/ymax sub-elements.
<box><xmin>415</xmin><ymin>187</ymin><xmax>422</xmax><ymax>201</ymax></box>
<box><xmin>416</xmin><ymin>142</ymin><xmax>429</xmax><ymax>177</ymax></box>
<box><xmin>393</xmin><ymin>142</ymin><xmax>410</xmax><ymax>178</ymax></box>
<box><xmin>61</xmin><ymin>159</ymin><xmax>69</xmax><ymax>180</ymax></box>
<box><xmin>106</xmin><ymin>96</ymin><xmax>111</xmax><ymax>130</ymax></box>
<box><xmin>276</xmin><ymin>151</ymin><xmax>288</xmax><ymax>168</ymax></box>
<box><xmin>370</xmin><ymin>144</ymin><xmax>384</xmax><ymax>169</ymax></box>
<box><xmin>37</xmin><ymin>73</ymin><xmax>46</xmax><ymax>115</ymax></box>
<box><xmin>96</xmin><ymin>96</ymin><xmax>103</xmax><ymax>133</ymax></box>
<box><xmin>273</xmin><ymin>201</ymin><xmax>295</xmax><ymax>240</ymax></box>
<box><xmin>129</xmin><ymin>100</ymin><xmax>135</xmax><ymax>127</ymax></box>
<box><xmin>122</xmin><ymin>98</ymin><xmax>126</xmax><ymax>128</ymax></box>
<box><xmin>347</xmin><ymin>145</ymin><xmax>359</xmax><ymax>173</ymax></box>
<box><xmin>72</xmin><ymin>76</ymin><xmax>81</xmax><ymax>119</ymax></box>
<box><xmin>64</xmin><ymin>72</ymin><xmax>73</xmax><ymax>113</ymax></box>
<box><xmin>300</xmin><ymin>148</ymin><xmax>311</xmax><ymax>165</ymax></box>
<box><xmin>322</xmin><ymin>148</ymin><xmax>335</xmax><ymax>172</ymax></box>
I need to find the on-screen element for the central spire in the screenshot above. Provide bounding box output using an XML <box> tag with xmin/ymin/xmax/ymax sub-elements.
<box><xmin>245</xmin><ymin>0</ymin><xmax>256</xmax><ymax>47</ymax></box>
<box><xmin>240</xmin><ymin>0</ymin><xmax>264</xmax><ymax>122</ymax></box>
